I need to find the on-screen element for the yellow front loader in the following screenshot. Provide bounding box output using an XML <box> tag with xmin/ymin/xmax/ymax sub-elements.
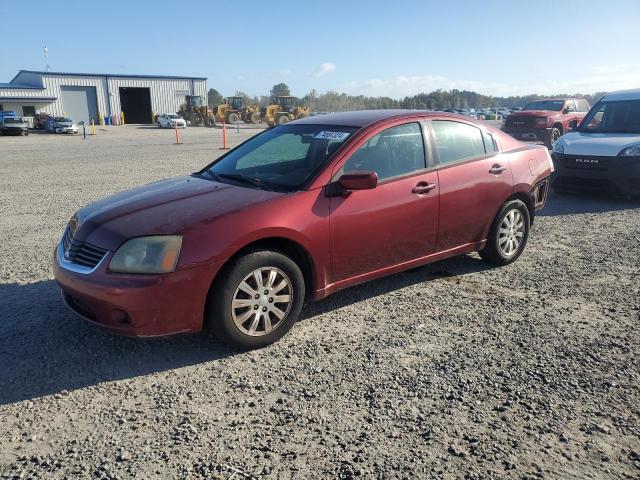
<box><xmin>262</xmin><ymin>96</ymin><xmax>309</xmax><ymax>127</ymax></box>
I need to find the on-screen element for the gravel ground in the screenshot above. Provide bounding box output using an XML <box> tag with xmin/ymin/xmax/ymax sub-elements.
<box><xmin>0</xmin><ymin>125</ymin><xmax>639</xmax><ymax>479</ymax></box>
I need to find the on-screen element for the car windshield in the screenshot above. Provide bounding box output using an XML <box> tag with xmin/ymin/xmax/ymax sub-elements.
<box><xmin>54</xmin><ymin>117</ymin><xmax>71</xmax><ymax>122</ymax></box>
<box><xmin>578</xmin><ymin>99</ymin><xmax>640</xmax><ymax>134</ymax></box>
<box><xmin>167</xmin><ymin>114</ymin><xmax>180</xmax><ymax>119</ymax></box>
<box><xmin>4</xmin><ymin>118</ymin><xmax>23</xmax><ymax>124</ymax></box>
<box><xmin>523</xmin><ymin>100</ymin><xmax>565</xmax><ymax>111</ymax></box>
<box><xmin>201</xmin><ymin>124</ymin><xmax>358</xmax><ymax>191</ymax></box>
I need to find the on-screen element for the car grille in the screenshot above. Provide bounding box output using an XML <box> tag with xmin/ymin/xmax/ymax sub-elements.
<box><xmin>561</xmin><ymin>154</ymin><xmax>610</xmax><ymax>171</ymax></box>
<box><xmin>505</xmin><ymin>117</ymin><xmax>535</xmax><ymax>129</ymax></box>
<box><xmin>62</xmin><ymin>227</ymin><xmax>108</xmax><ymax>268</ymax></box>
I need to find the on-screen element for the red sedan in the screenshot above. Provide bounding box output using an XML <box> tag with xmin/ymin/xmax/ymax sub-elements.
<box><xmin>53</xmin><ymin>110</ymin><xmax>553</xmax><ymax>348</ymax></box>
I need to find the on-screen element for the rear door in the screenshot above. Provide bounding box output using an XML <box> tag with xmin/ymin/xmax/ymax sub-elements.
<box><xmin>428</xmin><ymin>119</ymin><xmax>513</xmax><ymax>251</ymax></box>
<box><xmin>329</xmin><ymin>121</ymin><xmax>439</xmax><ymax>282</ymax></box>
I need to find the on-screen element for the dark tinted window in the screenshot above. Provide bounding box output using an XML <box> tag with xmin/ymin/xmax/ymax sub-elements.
<box><xmin>341</xmin><ymin>123</ymin><xmax>426</xmax><ymax>181</ymax></box>
<box><xmin>432</xmin><ymin>120</ymin><xmax>485</xmax><ymax>164</ymax></box>
<box><xmin>22</xmin><ymin>106</ymin><xmax>35</xmax><ymax>117</ymax></box>
<box><xmin>578</xmin><ymin>99</ymin><xmax>640</xmax><ymax>134</ymax></box>
<box><xmin>523</xmin><ymin>100</ymin><xmax>564</xmax><ymax>111</ymax></box>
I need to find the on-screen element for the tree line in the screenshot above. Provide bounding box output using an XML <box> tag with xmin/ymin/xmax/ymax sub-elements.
<box><xmin>208</xmin><ymin>83</ymin><xmax>606</xmax><ymax>111</ymax></box>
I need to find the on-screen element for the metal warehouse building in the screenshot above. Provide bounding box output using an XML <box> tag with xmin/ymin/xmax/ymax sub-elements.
<box><xmin>0</xmin><ymin>70</ymin><xmax>207</xmax><ymax>125</ymax></box>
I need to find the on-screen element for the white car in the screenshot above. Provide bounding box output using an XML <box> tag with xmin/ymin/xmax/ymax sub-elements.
<box><xmin>552</xmin><ymin>88</ymin><xmax>640</xmax><ymax>197</ymax></box>
<box><xmin>47</xmin><ymin>117</ymin><xmax>78</xmax><ymax>134</ymax></box>
<box><xmin>157</xmin><ymin>114</ymin><xmax>186</xmax><ymax>129</ymax></box>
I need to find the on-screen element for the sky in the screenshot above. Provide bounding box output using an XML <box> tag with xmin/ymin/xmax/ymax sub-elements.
<box><xmin>1</xmin><ymin>0</ymin><xmax>639</xmax><ymax>99</ymax></box>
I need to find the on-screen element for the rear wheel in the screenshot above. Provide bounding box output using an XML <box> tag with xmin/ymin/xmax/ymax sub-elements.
<box><xmin>207</xmin><ymin>250</ymin><xmax>305</xmax><ymax>349</ymax></box>
<box><xmin>479</xmin><ymin>200</ymin><xmax>530</xmax><ymax>266</ymax></box>
<box><xmin>250</xmin><ymin>112</ymin><xmax>260</xmax><ymax>124</ymax></box>
<box><xmin>157</xmin><ymin>121</ymin><xmax>162</xmax><ymax>128</ymax></box>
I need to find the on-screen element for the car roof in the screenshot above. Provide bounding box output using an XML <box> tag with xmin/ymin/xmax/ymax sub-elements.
<box><xmin>290</xmin><ymin>109</ymin><xmax>468</xmax><ymax>128</ymax></box>
<box><xmin>601</xmin><ymin>88</ymin><xmax>640</xmax><ymax>101</ymax></box>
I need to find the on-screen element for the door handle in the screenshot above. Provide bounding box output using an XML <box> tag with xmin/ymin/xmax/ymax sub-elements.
<box><xmin>412</xmin><ymin>182</ymin><xmax>436</xmax><ymax>194</ymax></box>
<box><xmin>489</xmin><ymin>164</ymin><xmax>507</xmax><ymax>174</ymax></box>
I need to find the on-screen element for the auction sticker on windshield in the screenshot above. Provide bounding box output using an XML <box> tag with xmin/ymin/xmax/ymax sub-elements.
<box><xmin>314</xmin><ymin>131</ymin><xmax>351</xmax><ymax>140</ymax></box>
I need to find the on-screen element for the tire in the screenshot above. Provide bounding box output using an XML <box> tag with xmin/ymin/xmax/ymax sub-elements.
<box><xmin>250</xmin><ymin>112</ymin><xmax>260</xmax><ymax>124</ymax></box>
<box><xmin>226</xmin><ymin>112</ymin><xmax>239</xmax><ymax>124</ymax></box>
<box><xmin>157</xmin><ymin>122</ymin><xmax>162</xmax><ymax>128</ymax></box>
<box><xmin>479</xmin><ymin>200</ymin><xmax>531</xmax><ymax>266</ymax></box>
<box><xmin>545</xmin><ymin>127</ymin><xmax>561</xmax><ymax>149</ymax></box>
<box><xmin>276</xmin><ymin>114</ymin><xmax>289</xmax><ymax>125</ymax></box>
<box><xmin>206</xmin><ymin>250</ymin><xmax>305</xmax><ymax>349</ymax></box>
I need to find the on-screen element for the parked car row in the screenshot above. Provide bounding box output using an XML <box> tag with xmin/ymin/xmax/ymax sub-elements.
<box><xmin>0</xmin><ymin>112</ymin><xmax>79</xmax><ymax>136</ymax></box>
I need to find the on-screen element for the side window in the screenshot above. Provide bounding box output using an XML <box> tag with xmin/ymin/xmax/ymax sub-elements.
<box><xmin>431</xmin><ymin>120</ymin><xmax>486</xmax><ymax>165</ymax></box>
<box><xmin>566</xmin><ymin>100</ymin><xmax>577</xmax><ymax>112</ymax></box>
<box><xmin>577</xmin><ymin>100</ymin><xmax>589</xmax><ymax>112</ymax></box>
<box><xmin>341</xmin><ymin>123</ymin><xmax>425</xmax><ymax>181</ymax></box>
<box><xmin>482</xmin><ymin>130</ymin><xmax>498</xmax><ymax>154</ymax></box>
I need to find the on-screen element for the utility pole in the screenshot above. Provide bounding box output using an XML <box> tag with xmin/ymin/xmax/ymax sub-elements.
<box><xmin>44</xmin><ymin>46</ymin><xmax>50</xmax><ymax>72</ymax></box>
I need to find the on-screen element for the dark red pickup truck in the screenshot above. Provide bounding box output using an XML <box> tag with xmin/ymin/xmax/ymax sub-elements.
<box><xmin>502</xmin><ymin>98</ymin><xmax>590</xmax><ymax>148</ymax></box>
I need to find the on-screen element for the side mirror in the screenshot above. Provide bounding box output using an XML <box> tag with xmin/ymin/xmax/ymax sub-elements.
<box><xmin>339</xmin><ymin>171</ymin><xmax>378</xmax><ymax>191</ymax></box>
<box><xmin>325</xmin><ymin>171</ymin><xmax>378</xmax><ymax>197</ymax></box>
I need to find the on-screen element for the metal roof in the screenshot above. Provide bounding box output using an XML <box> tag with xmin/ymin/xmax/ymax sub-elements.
<box><xmin>10</xmin><ymin>70</ymin><xmax>207</xmax><ymax>83</ymax></box>
<box><xmin>0</xmin><ymin>83</ymin><xmax>44</xmax><ymax>89</ymax></box>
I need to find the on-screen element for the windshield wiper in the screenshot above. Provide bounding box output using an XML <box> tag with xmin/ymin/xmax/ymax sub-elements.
<box><xmin>215</xmin><ymin>172</ymin><xmax>274</xmax><ymax>191</ymax></box>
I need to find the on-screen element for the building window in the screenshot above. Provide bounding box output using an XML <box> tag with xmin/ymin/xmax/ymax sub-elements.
<box><xmin>22</xmin><ymin>106</ymin><xmax>36</xmax><ymax>117</ymax></box>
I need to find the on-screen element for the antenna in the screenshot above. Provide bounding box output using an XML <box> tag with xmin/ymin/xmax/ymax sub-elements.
<box><xmin>44</xmin><ymin>46</ymin><xmax>50</xmax><ymax>72</ymax></box>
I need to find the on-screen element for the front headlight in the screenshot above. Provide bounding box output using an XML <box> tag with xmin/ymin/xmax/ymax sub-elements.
<box><xmin>619</xmin><ymin>144</ymin><xmax>640</xmax><ymax>156</ymax></box>
<box><xmin>553</xmin><ymin>139</ymin><xmax>564</xmax><ymax>154</ymax></box>
<box><xmin>535</xmin><ymin>116</ymin><xmax>549</xmax><ymax>127</ymax></box>
<box><xmin>109</xmin><ymin>235</ymin><xmax>182</xmax><ymax>274</ymax></box>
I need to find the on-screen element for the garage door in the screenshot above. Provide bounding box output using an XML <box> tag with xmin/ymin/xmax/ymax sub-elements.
<box><xmin>60</xmin><ymin>86</ymin><xmax>98</xmax><ymax>124</ymax></box>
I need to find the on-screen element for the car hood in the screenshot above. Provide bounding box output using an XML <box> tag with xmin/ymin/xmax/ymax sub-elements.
<box><xmin>72</xmin><ymin>175</ymin><xmax>285</xmax><ymax>250</ymax></box>
<box><xmin>508</xmin><ymin>110</ymin><xmax>561</xmax><ymax>118</ymax></box>
<box><xmin>558</xmin><ymin>132</ymin><xmax>640</xmax><ymax>156</ymax></box>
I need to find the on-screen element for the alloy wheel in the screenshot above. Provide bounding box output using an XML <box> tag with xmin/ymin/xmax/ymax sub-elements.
<box><xmin>231</xmin><ymin>267</ymin><xmax>293</xmax><ymax>336</ymax></box>
<box><xmin>498</xmin><ymin>209</ymin><xmax>525</xmax><ymax>257</ymax></box>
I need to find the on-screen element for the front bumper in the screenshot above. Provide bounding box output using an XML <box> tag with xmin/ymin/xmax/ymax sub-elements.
<box><xmin>503</xmin><ymin>127</ymin><xmax>551</xmax><ymax>143</ymax></box>
<box><xmin>552</xmin><ymin>153</ymin><xmax>640</xmax><ymax>196</ymax></box>
<box><xmin>53</xmin><ymin>242</ymin><xmax>222</xmax><ymax>337</ymax></box>
<box><xmin>55</xmin><ymin>127</ymin><xmax>78</xmax><ymax>134</ymax></box>
<box><xmin>1</xmin><ymin>126</ymin><xmax>28</xmax><ymax>135</ymax></box>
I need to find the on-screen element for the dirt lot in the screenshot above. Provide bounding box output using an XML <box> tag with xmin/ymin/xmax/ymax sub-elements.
<box><xmin>0</xmin><ymin>125</ymin><xmax>638</xmax><ymax>479</ymax></box>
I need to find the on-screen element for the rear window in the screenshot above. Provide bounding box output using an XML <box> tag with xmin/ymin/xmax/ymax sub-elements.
<box><xmin>431</xmin><ymin>120</ymin><xmax>486</xmax><ymax>164</ymax></box>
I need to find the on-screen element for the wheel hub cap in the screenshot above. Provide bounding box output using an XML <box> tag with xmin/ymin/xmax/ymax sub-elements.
<box><xmin>498</xmin><ymin>209</ymin><xmax>525</xmax><ymax>257</ymax></box>
<box><xmin>231</xmin><ymin>267</ymin><xmax>293</xmax><ymax>337</ymax></box>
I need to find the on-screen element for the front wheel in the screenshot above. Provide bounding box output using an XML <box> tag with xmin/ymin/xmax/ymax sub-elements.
<box><xmin>206</xmin><ymin>250</ymin><xmax>305</xmax><ymax>349</ymax></box>
<box><xmin>479</xmin><ymin>200</ymin><xmax>530</xmax><ymax>266</ymax></box>
<box><xmin>546</xmin><ymin>127</ymin><xmax>561</xmax><ymax>149</ymax></box>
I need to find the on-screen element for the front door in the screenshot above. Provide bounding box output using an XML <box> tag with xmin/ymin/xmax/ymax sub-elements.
<box><xmin>329</xmin><ymin>122</ymin><xmax>439</xmax><ymax>282</ymax></box>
